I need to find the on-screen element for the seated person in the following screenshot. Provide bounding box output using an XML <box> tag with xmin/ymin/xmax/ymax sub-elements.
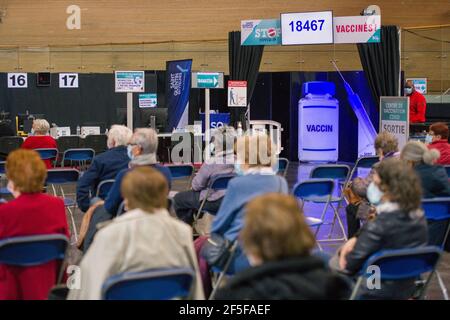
<box><xmin>0</xmin><ymin>149</ymin><xmax>69</xmax><ymax>300</ymax></box>
<box><xmin>334</xmin><ymin>158</ymin><xmax>428</xmax><ymax>299</ymax></box>
<box><xmin>79</xmin><ymin>128</ymin><xmax>172</xmax><ymax>251</ymax></box>
<box><xmin>345</xmin><ymin>131</ymin><xmax>399</xmax><ymax>238</ymax></box>
<box><xmin>68</xmin><ymin>167</ymin><xmax>203</xmax><ymax>300</ymax></box>
<box><xmin>215</xmin><ymin>193</ymin><xmax>351</xmax><ymax>300</ymax></box>
<box><xmin>173</xmin><ymin>126</ymin><xmax>236</xmax><ymax>224</ymax></box>
<box><xmin>196</xmin><ymin>134</ymin><xmax>288</xmax><ymax>297</ymax></box>
<box><xmin>76</xmin><ymin>125</ymin><xmax>132</xmax><ymax>212</ymax></box>
<box><xmin>426</xmin><ymin>122</ymin><xmax>450</xmax><ymax>165</ymax></box>
<box><xmin>401</xmin><ymin>141</ymin><xmax>450</xmax><ymax>198</ymax></box>
<box><xmin>21</xmin><ymin>119</ymin><xmax>57</xmax><ymax>168</ymax></box>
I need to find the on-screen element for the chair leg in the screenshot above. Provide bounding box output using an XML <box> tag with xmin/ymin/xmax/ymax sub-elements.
<box><xmin>60</xmin><ymin>186</ymin><xmax>78</xmax><ymax>243</ymax></box>
<box><xmin>436</xmin><ymin>271</ymin><xmax>449</xmax><ymax>300</ymax></box>
<box><xmin>319</xmin><ymin>203</ymin><xmax>348</xmax><ymax>243</ymax></box>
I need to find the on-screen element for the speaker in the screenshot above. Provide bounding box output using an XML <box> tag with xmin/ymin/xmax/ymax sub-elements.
<box><xmin>37</xmin><ymin>72</ymin><xmax>51</xmax><ymax>87</ymax></box>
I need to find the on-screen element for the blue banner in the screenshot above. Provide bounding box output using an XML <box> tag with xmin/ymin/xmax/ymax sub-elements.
<box><xmin>200</xmin><ymin>113</ymin><xmax>231</xmax><ymax>132</ymax></box>
<box><xmin>166</xmin><ymin>59</ymin><xmax>192</xmax><ymax>130</ymax></box>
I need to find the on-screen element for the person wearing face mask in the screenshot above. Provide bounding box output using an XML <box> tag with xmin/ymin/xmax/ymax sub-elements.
<box><xmin>77</xmin><ymin>128</ymin><xmax>172</xmax><ymax>252</ymax></box>
<box><xmin>425</xmin><ymin>122</ymin><xmax>450</xmax><ymax>165</ymax></box>
<box><xmin>0</xmin><ymin>149</ymin><xmax>69</xmax><ymax>300</ymax></box>
<box><xmin>331</xmin><ymin>158</ymin><xmax>428</xmax><ymax>299</ymax></box>
<box><xmin>214</xmin><ymin>193</ymin><xmax>351</xmax><ymax>300</ymax></box>
<box><xmin>404</xmin><ymin>80</ymin><xmax>427</xmax><ymax>123</ymax></box>
<box><xmin>21</xmin><ymin>119</ymin><xmax>57</xmax><ymax>168</ymax></box>
<box><xmin>194</xmin><ymin>134</ymin><xmax>288</xmax><ymax>297</ymax></box>
<box><xmin>75</xmin><ymin>125</ymin><xmax>132</xmax><ymax>213</ymax></box>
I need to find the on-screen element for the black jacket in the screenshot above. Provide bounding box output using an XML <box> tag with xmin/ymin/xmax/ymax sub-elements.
<box><xmin>215</xmin><ymin>255</ymin><xmax>351</xmax><ymax>300</ymax></box>
<box><xmin>346</xmin><ymin>205</ymin><xmax>428</xmax><ymax>274</ymax></box>
<box><xmin>414</xmin><ymin>163</ymin><xmax>450</xmax><ymax>198</ymax></box>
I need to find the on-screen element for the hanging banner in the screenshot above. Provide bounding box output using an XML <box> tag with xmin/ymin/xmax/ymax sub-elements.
<box><xmin>380</xmin><ymin>96</ymin><xmax>409</xmax><ymax>149</ymax></box>
<box><xmin>333</xmin><ymin>15</ymin><xmax>381</xmax><ymax>43</ymax></box>
<box><xmin>228</xmin><ymin>81</ymin><xmax>247</xmax><ymax>107</ymax></box>
<box><xmin>406</xmin><ymin>78</ymin><xmax>427</xmax><ymax>94</ymax></box>
<box><xmin>166</xmin><ymin>59</ymin><xmax>192</xmax><ymax>130</ymax></box>
<box><xmin>241</xmin><ymin>19</ymin><xmax>282</xmax><ymax>46</ymax></box>
<box><xmin>139</xmin><ymin>93</ymin><xmax>157</xmax><ymax>108</ymax></box>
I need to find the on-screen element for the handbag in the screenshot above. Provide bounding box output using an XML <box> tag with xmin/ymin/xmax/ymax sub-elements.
<box><xmin>200</xmin><ymin>233</ymin><xmax>232</xmax><ymax>268</ymax></box>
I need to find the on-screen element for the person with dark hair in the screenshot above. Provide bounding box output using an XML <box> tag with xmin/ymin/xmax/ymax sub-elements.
<box><xmin>426</xmin><ymin>122</ymin><xmax>450</xmax><ymax>165</ymax></box>
<box><xmin>405</xmin><ymin>80</ymin><xmax>426</xmax><ymax>123</ymax></box>
<box><xmin>215</xmin><ymin>193</ymin><xmax>351</xmax><ymax>300</ymax></box>
<box><xmin>333</xmin><ymin>158</ymin><xmax>428</xmax><ymax>299</ymax></box>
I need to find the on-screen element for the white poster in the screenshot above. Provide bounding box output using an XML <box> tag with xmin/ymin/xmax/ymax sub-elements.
<box><xmin>59</xmin><ymin>73</ymin><xmax>79</xmax><ymax>88</ymax></box>
<box><xmin>228</xmin><ymin>81</ymin><xmax>247</xmax><ymax>107</ymax></box>
<box><xmin>8</xmin><ymin>73</ymin><xmax>28</xmax><ymax>88</ymax></box>
<box><xmin>333</xmin><ymin>15</ymin><xmax>381</xmax><ymax>43</ymax></box>
<box><xmin>281</xmin><ymin>11</ymin><xmax>333</xmax><ymax>45</ymax></box>
<box><xmin>115</xmin><ymin>71</ymin><xmax>145</xmax><ymax>93</ymax></box>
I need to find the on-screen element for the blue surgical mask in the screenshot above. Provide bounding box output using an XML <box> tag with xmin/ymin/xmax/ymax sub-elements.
<box><xmin>234</xmin><ymin>162</ymin><xmax>244</xmax><ymax>176</ymax></box>
<box><xmin>425</xmin><ymin>134</ymin><xmax>433</xmax><ymax>144</ymax></box>
<box><xmin>367</xmin><ymin>182</ymin><xmax>383</xmax><ymax>205</ymax></box>
<box><xmin>127</xmin><ymin>145</ymin><xmax>134</xmax><ymax>160</ymax></box>
<box><xmin>404</xmin><ymin>87</ymin><xmax>413</xmax><ymax>95</ymax></box>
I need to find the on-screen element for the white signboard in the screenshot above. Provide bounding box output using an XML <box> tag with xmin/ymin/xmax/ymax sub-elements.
<box><xmin>8</xmin><ymin>73</ymin><xmax>28</xmax><ymax>88</ymax></box>
<box><xmin>281</xmin><ymin>11</ymin><xmax>333</xmax><ymax>45</ymax></box>
<box><xmin>228</xmin><ymin>81</ymin><xmax>247</xmax><ymax>107</ymax></box>
<box><xmin>333</xmin><ymin>15</ymin><xmax>381</xmax><ymax>44</ymax></box>
<box><xmin>139</xmin><ymin>93</ymin><xmax>157</xmax><ymax>108</ymax></box>
<box><xmin>406</xmin><ymin>78</ymin><xmax>427</xmax><ymax>94</ymax></box>
<box><xmin>81</xmin><ymin>126</ymin><xmax>101</xmax><ymax>136</ymax></box>
<box><xmin>380</xmin><ymin>97</ymin><xmax>409</xmax><ymax>150</ymax></box>
<box><xmin>59</xmin><ymin>73</ymin><xmax>79</xmax><ymax>88</ymax></box>
<box><xmin>115</xmin><ymin>71</ymin><xmax>145</xmax><ymax>93</ymax></box>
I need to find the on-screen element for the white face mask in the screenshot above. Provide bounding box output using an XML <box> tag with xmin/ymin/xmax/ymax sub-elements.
<box><xmin>367</xmin><ymin>182</ymin><xmax>384</xmax><ymax>205</ymax></box>
<box><xmin>425</xmin><ymin>134</ymin><xmax>433</xmax><ymax>144</ymax></box>
<box><xmin>404</xmin><ymin>87</ymin><xmax>413</xmax><ymax>95</ymax></box>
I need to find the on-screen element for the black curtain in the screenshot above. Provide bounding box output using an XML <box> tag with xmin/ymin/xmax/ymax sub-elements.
<box><xmin>357</xmin><ymin>25</ymin><xmax>400</xmax><ymax>106</ymax></box>
<box><xmin>228</xmin><ymin>31</ymin><xmax>264</xmax><ymax>128</ymax></box>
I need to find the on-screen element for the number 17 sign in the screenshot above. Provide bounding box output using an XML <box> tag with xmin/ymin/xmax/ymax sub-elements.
<box><xmin>59</xmin><ymin>73</ymin><xmax>79</xmax><ymax>88</ymax></box>
<box><xmin>281</xmin><ymin>11</ymin><xmax>333</xmax><ymax>45</ymax></box>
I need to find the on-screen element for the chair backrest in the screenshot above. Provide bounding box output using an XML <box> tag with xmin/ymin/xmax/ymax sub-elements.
<box><xmin>0</xmin><ymin>161</ymin><xmax>5</xmax><ymax>174</ymax></box>
<box><xmin>351</xmin><ymin>156</ymin><xmax>379</xmax><ymax>179</ymax></box>
<box><xmin>102</xmin><ymin>268</ymin><xmax>195</xmax><ymax>300</ymax></box>
<box><xmin>310</xmin><ymin>164</ymin><xmax>351</xmax><ymax>182</ymax></box>
<box><xmin>422</xmin><ymin>197</ymin><xmax>450</xmax><ymax>247</ymax></box>
<box><xmin>166</xmin><ymin>164</ymin><xmax>194</xmax><ymax>180</ymax></box>
<box><xmin>277</xmin><ymin>158</ymin><xmax>289</xmax><ymax>177</ymax></box>
<box><xmin>35</xmin><ymin>148</ymin><xmax>59</xmax><ymax>161</ymax></box>
<box><xmin>360</xmin><ymin>246</ymin><xmax>442</xmax><ymax>281</ymax></box>
<box><xmin>0</xmin><ymin>136</ymin><xmax>23</xmax><ymax>155</ymax></box>
<box><xmin>82</xmin><ymin>134</ymin><xmax>108</xmax><ymax>154</ymax></box>
<box><xmin>56</xmin><ymin>136</ymin><xmax>81</xmax><ymax>153</ymax></box>
<box><xmin>208</xmin><ymin>173</ymin><xmax>236</xmax><ymax>191</ymax></box>
<box><xmin>62</xmin><ymin>148</ymin><xmax>95</xmax><ymax>162</ymax></box>
<box><xmin>445</xmin><ymin>165</ymin><xmax>450</xmax><ymax>178</ymax></box>
<box><xmin>96</xmin><ymin>179</ymin><xmax>115</xmax><ymax>198</ymax></box>
<box><xmin>46</xmin><ymin>169</ymin><xmax>80</xmax><ymax>184</ymax></box>
<box><xmin>292</xmin><ymin>179</ymin><xmax>334</xmax><ymax>201</ymax></box>
<box><xmin>116</xmin><ymin>200</ymin><xmax>126</xmax><ymax>216</ymax></box>
<box><xmin>0</xmin><ymin>234</ymin><xmax>69</xmax><ymax>266</ymax></box>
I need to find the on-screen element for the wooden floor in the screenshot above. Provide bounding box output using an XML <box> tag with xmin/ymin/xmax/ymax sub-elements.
<box><xmin>65</xmin><ymin>161</ymin><xmax>449</xmax><ymax>300</ymax></box>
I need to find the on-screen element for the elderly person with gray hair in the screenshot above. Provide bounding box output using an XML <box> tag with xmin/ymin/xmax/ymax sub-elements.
<box><xmin>80</xmin><ymin>128</ymin><xmax>172</xmax><ymax>252</ymax></box>
<box><xmin>21</xmin><ymin>119</ymin><xmax>57</xmax><ymax>168</ymax></box>
<box><xmin>76</xmin><ymin>125</ymin><xmax>133</xmax><ymax>212</ymax></box>
<box><xmin>173</xmin><ymin>126</ymin><xmax>236</xmax><ymax>225</ymax></box>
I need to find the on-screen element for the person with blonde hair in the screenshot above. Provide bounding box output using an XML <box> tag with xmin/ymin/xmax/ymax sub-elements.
<box><xmin>21</xmin><ymin>118</ymin><xmax>57</xmax><ymax>168</ymax></box>
<box><xmin>76</xmin><ymin>124</ymin><xmax>132</xmax><ymax>212</ymax></box>
<box><xmin>68</xmin><ymin>167</ymin><xmax>203</xmax><ymax>300</ymax></box>
<box><xmin>215</xmin><ymin>193</ymin><xmax>350</xmax><ymax>300</ymax></box>
<box><xmin>401</xmin><ymin>140</ymin><xmax>450</xmax><ymax>198</ymax></box>
<box><xmin>0</xmin><ymin>149</ymin><xmax>69</xmax><ymax>299</ymax></box>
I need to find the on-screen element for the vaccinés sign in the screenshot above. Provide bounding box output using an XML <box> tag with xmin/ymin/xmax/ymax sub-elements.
<box><xmin>333</xmin><ymin>15</ymin><xmax>381</xmax><ymax>43</ymax></box>
<box><xmin>380</xmin><ymin>96</ymin><xmax>409</xmax><ymax>149</ymax></box>
<box><xmin>241</xmin><ymin>19</ymin><xmax>282</xmax><ymax>46</ymax></box>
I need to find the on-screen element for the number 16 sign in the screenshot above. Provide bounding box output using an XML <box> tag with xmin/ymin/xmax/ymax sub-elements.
<box><xmin>59</xmin><ymin>73</ymin><xmax>79</xmax><ymax>88</ymax></box>
<box><xmin>281</xmin><ymin>11</ymin><xmax>333</xmax><ymax>45</ymax></box>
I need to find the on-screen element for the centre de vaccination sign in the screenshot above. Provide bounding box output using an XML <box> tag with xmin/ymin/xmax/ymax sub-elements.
<box><xmin>380</xmin><ymin>96</ymin><xmax>409</xmax><ymax>149</ymax></box>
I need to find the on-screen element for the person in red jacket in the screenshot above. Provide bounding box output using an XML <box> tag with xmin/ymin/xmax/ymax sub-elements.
<box><xmin>0</xmin><ymin>149</ymin><xmax>69</xmax><ymax>300</ymax></box>
<box><xmin>21</xmin><ymin>119</ymin><xmax>57</xmax><ymax>168</ymax></box>
<box><xmin>426</xmin><ymin>122</ymin><xmax>450</xmax><ymax>165</ymax></box>
<box><xmin>405</xmin><ymin>80</ymin><xmax>427</xmax><ymax>123</ymax></box>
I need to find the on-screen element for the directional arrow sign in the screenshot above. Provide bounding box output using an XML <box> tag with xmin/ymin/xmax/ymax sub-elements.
<box><xmin>192</xmin><ymin>72</ymin><xmax>224</xmax><ymax>89</ymax></box>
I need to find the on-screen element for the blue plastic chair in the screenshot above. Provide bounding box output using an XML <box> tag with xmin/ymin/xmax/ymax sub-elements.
<box><xmin>209</xmin><ymin>241</ymin><xmax>239</xmax><ymax>300</ymax></box>
<box><xmin>422</xmin><ymin>197</ymin><xmax>450</xmax><ymax>300</ymax></box>
<box><xmin>61</xmin><ymin>148</ymin><xmax>95</xmax><ymax>171</ymax></box>
<box><xmin>194</xmin><ymin>173</ymin><xmax>235</xmax><ymax>225</ymax></box>
<box><xmin>349</xmin><ymin>156</ymin><xmax>379</xmax><ymax>180</ymax></box>
<box><xmin>101</xmin><ymin>268</ymin><xmax>195</xmax><ymax>300</ymax></box>
<box><xmin>0</xmin><ymin>161</ymin><xmax>9</xmax><ymax>195</ymax></box>
<box><xmin>166</xmin><ymin>164</ymin><xmax>194</xmax><ymax>190</ymax></box>
<box><xmin>277</xmin><ymin>158</ymin><xmax>289</xmax><ymax>177</ymax></box>
<box><xmin>96</xmin><ymin>179</ymin><xmax>115</xmax><ymax>198</ymax></box>
<box><xmin>46</xmin><ymin>169</ymin><xmax>80</xmax><ymax>242</ymax></box>
<box><xmin>35</xmin><ymin>148</ymin><xmax>59</xmax><ymax>167</ymax></box>
<box><xmin>293</xmin><ymin>179</ymin><xmax>335</xmax><ymax>251</ymax></box>
<box><xmin>445</xmin><ymin>165</ymin><xmax>450</xmax><ymax>178</ymax></box>
<box><xmin>309</xmin><ymin>165</ymin><xmax>351</xmax><ymax>242</ymax></box>
<box><xmin>0</xmin><ymin>234</ymin><xmax>69</xmax><ymax>284</ymax></box>
<box><xmin>350</xmin><ymin>246</ymin><xmax>442</xmax><ymax>300</ymax></box>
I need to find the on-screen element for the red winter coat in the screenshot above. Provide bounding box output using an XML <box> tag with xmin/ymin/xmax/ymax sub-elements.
<box><xmin>428</xmin><ymin>139</ymin><xmax>450</xmax><ymax>165</ymax></box>
<box><xmin>21</xmin><ymin>135</ymin><xmax>57</xmax><ymax>168</ymax></box>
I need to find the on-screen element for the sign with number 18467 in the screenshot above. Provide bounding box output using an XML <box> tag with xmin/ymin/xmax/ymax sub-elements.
<box><xmin>281</xmin><ymin>11</ymin><xmax>333</xmax><ymax>45</ymax></box>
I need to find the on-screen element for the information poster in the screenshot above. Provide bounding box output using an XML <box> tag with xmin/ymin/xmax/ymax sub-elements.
<box><xmin>139</xmin><ymin>93</ymin><xmax>157</xmax><ymax>108</ymax></box>
<box><xmin>115</xmin><ymin>71</ymin><xmax>145</xmax><ymax>92</ymax></box>
<box><xmin>227</xmin><ymin>81</ymin><xmax>247</xmax><ymax>107</ymax></box>
<box><xmin>379</xmin><ymin>96</ymin><xmax>409</xmax><ymax>149</ymax></box>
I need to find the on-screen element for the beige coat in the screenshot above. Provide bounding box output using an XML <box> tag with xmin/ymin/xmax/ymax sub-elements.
<box><xmin>67</xmin><ymin>208</ymin><xmax>204</xmax><ymax>300</ymax></box>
